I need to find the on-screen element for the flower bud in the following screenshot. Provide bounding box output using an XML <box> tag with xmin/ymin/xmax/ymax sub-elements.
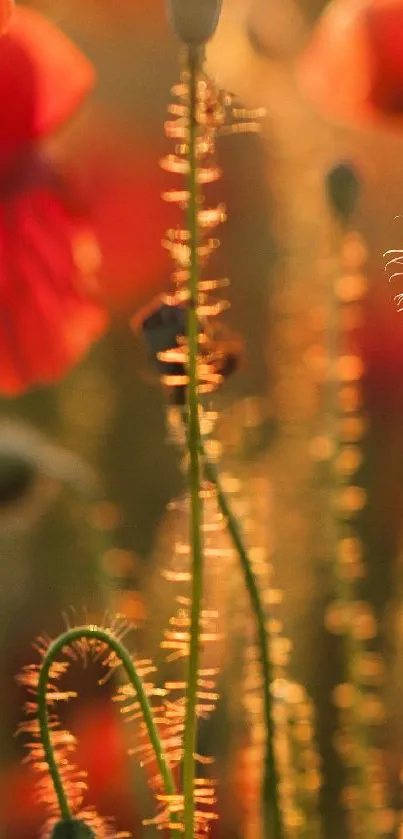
<box><xmin>134</xmin><ymin>299</ymin><xmax>193</xmax><ymax>405</ymax></box>
<box><xmin>325</xmin><ymin>162</ymin><xmax>361</xmax><ymax>222</ymax></box>
<box><xmin>51</xmin><ymin>820</ymin><xmax>96</xmax><ymax>839</ymax></box>
<box><xmin>166</xmin><ymin>0</ymin><xmax>222</xmax><ymax>46</ymax></box>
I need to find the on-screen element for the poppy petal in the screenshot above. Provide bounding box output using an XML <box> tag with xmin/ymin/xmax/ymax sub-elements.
<box><xmin>93</xmin><ymin>160</ymin><xmax>172</xmax><ymax>310</ymax></box>
<box><xmin>298</xmin><ymin>0</ymin><xmax>374</xmax><ymax>125</ymax></box>
<box><xmin>0</xmin><ymin>0</ymin><xmax>13</xmax><ymax>35</ymax></box>
<box><xmin>0</xmin><ymin>154</ymin><xmax>107</xmax><ymax>395</ymax></box>
<box><xmin>67</xmin><ymin>117</ymin><xmax>173</xmax><ymax>312</ymax></box>
<box><xmin>366</xmin><ymin>4</ymin><xmax>403</xmax><ymax>115</ymax></box>
<box><xmin>298</xmin><ymin>0</ymin><xmax>403</xmax><ymax>128</ymax></box>
<box><xmin>0</xmin><ymin>7</ymin><xmax>95</xmax><ymax>171</ymax></box>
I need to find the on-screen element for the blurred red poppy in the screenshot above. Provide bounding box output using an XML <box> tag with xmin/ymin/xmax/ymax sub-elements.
<box><xmin>93</xmin><ymin>149</ymin><xmax>172</xmax><ymax>313</ymax></box>
<box><xmin>1</xmin><ymin>701</ymin><xmax>139</xmax><ymax>839</ymax></box>
<box><xmin>0</xmin><ymin>0</ymin><xmax>13</xmax><ymax>34</ymax></box>
<box><xmin>298</xmin><ymin>0</ymin><xmax>403</xmax><ymax>128</ymax></box>
<box><xmin>67</xmin><ymin>114</ymin><xmax>173</xmax><ymax>313</ymax></box>
<box><xmin>0</xmin><ymin>6</ymin><xmax>107</xmax><ymax>396</ymax></box>
<box><xmin>0</xmin><ymin>6</ymin><xmax>95</xmax><ymax>175</ymax></box>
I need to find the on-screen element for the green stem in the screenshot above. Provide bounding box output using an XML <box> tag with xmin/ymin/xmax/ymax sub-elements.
<box><xmin>37</xmin><ymin>626</ymin><xmax>180</xmax><ymax>839</ymax></box>
<box><xmin>200</xmin><ymin>442</ymin><xmax>284</xmax><ymax>839</ymax></box>
<box><xmin>183</xmin><ymin>45</ymin><xmax>204</xmax><ymax>839</ymax></box>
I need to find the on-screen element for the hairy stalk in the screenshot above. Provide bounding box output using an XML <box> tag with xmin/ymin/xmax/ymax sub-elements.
<box><xmin>183</xmin><ymin>44</ymin><xmax>204</xmax><ymax>839</ymax></box>
<box><xmin>199</xmin><ymin>441</ymin><xmax>284</xmax><ymax>839</ymax></box>
<box><xmin>37</xmin><ymin>626</ymin><xmax>180</xmax><ymax>839</ymax></box>
<box><xmin>326</xmin><ymin>214</ymin><xmax>377</xmax><ymax>839</ymax></box>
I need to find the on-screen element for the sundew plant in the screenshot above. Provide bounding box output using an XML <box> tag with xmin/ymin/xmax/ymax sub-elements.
<box><xmin>4</xmin><ymin>2</ymin><xmax>401</xmax><ymax>839</ymax></box>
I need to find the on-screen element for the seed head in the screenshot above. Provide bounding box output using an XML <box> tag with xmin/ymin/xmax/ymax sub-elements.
<box><xmin>325</xmin><ymin>162</ymin><xmax>361</xmax><ymax>222</ymax></box>
<box><xmin>51</xmin><ymin>820</ymin><xmax>96</xmax><ymax>839</ymax></box>
<box><xmin>166</xmin><ymin>0</ymin><xmax>222</xmax><ymax>46</ymax></box>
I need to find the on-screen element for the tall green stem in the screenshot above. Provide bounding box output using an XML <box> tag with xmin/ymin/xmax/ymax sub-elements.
<box><xmin>37</xmin><ymin>626</ymin><xmax>180</xmax><ymax>839</ymax></box>
<box><xmin>200</xmin><ymin>442</ymin><xmax>284</xmax><ymax>839</ymax></box>
<box><xmin>183</xmin><ymin>44</ymin><xmax>204</xmax><ymax>839</ymax></box>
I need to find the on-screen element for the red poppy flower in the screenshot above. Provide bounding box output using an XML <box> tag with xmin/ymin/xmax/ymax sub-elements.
<box><xmin>0</xmin><ymin>7</ymin><xmax>107</xmax><ymax>396</ymax></box>
<box><xmin>67</xmin><ymin>115</ymin><xmax>173</xmax><ymax>313</ymax></box>
<box><xmin>0</xmin><ymin>6</ymin><xmax>95</xmax><ymax>175</ymax></box>
<box><xmin>92</xmin><ymin>145</ymin><xmax>172</xmax><ymax>313</ymax></box>
<box><xmin>0</xmin><ymin>0</ymin><xmax>13</xmax><ymax>34</ymax></box>
<box><xmin>298</xmin><ymin>0</ymin><xmax>403</xmax><ymax>128</ymax></box>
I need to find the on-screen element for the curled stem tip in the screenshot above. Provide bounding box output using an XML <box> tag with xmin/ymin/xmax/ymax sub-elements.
<box><xmin>37</xmin><ymin>626</ymin><xmax>180</xmax><ymax>839</ymax></box>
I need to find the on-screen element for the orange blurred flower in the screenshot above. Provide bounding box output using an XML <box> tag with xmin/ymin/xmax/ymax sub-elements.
<box><xmin>298</xmin><ymin>0</ymin><xmax>403</xmax><ymax>129</ymax></box>
<box><xmin>0</xmin><ymin>7</ymin><xmax>107</xmax><ymax>396</ymax></box>
<box><xmin>0</xmin><ymin>0</ymin><xmax>12</xmax><ymax>34</ymax></box>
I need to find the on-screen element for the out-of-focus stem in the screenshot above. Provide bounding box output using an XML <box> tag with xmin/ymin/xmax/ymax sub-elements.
<box><xmin>327</xmin><ymin>217</ymin><xmax>375</xmax><ymax>839</ymax></box>
<box><xmin>37</xmin><ymin>626</ymin><xmax>181</xmax><ymax>839</ymax></box>
<box><xmin>182</xmin><ymin>45</ymin><xmax>204</xmax><ymax>839</ymax></box>
<box><xmin>200</xmin><ymin>441</ymin><xmax>284</xmax><ymax>839</ymax></box>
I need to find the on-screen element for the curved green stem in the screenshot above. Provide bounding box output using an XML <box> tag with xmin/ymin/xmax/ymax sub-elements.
<box><xmin>37</xmin><ymin>626</ymin><xmax>180</xmax><ymax>839</ymax></box>
<box><xmin>182</xmin><ymin>45</ymin><xmax>204</xmax><ymax>839</ymax></box>
<box><xmin>200</xmin><ymin>442</ymin><xmax>284</xmax><ymax>839</ymax></box>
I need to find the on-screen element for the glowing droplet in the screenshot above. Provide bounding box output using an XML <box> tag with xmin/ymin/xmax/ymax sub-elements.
<box><xmin>293</xmin><ymin>721</ymin><xmax>313</xmax><ymax>744</ymax></box>
<box><xmin>310</xmin><ymin>435</ymin><xmax>334</xmax><ymax>461</ymax></box>
<box><xmin>335</xmin><ymin>273</ymin><xmax>368</xmax><ymax>303</ymax></box>
<box><xmin>335</xmin><ymin>447</ymin><xmax>362</xmax><ymax>476</ymax></box>
<box><xmin>351</xmin><ymin>602</ymin><xmax>377</xmax><ymax>640</ymax></box>
<box><xmin>341</xmin><ymin>232</ymin><xmax>368</xmax><ymax>270</ymax></box>
<box><xmin>337</xmin><ymin>355</ymin><xmax>365</xmax><ymax>383</ymax></box>
<box><xmin>336</xmin><ymin>486</ymin><xmax>366</xmax><ymax>514</ymax></box>
<box><xmin>360</xmin><ymin>695</ymin><xmax>385</xmax><ymax>725</ymax></box>
<box><xmin>338</xmin><ymin>536</ymin><xmax>363</xmax><ymax>563</ymax></box>
<box><xmin>340</xmin><ymin>416</ymin><xmax>367</xmax><ymax>442</ymax></box>
<box><xmin>325</xmin><ymin>601</ymin><xmax>350</xmax><ymax>635</ymax></box>
<box><xmin>304</xmin><ymin>769</ymin><xmax>322</xmax><ymax>792</ymax></box>
<box><xmin>373</xmin><ymin>809</ymin><xmax>397</xmax><ymax>833</ymax></box>
<box><xmin>284</xmin><ymin>809</ymin><xmax>305</xmax><ymax>829</ymax></box>
<box><xmin>332</xmin><ymin>682</ymin><xmax>355</xmax><ymax>709</ymax></box>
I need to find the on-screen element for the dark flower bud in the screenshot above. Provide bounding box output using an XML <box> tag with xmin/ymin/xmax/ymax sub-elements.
<box><xmin>0</xmin><ymin>452</ymin><xmax>35</xmax><ymax>507</ymax></box>
<box><xmin>166</xmin><ymin>0</ymin><xmax>222</xmax><ymax>46</ymax></box>
<box><xmin>51</xmin><ymin>819</ymin><xmax>96</xmax><ymax>839</ymax></box>
<box><xmin>134</xmin><ymin>298</ymin><xmax>242</xmax><ymax>406</ymax></box>
<box><xmin>135</xmin><ymin>300</ymin><xmax>190</xmax><ymax>405</ymax></box>
<box><xmin>139</xmin><ymin>301</ymin><xmax>188</xmax><ymax>374</ymax></box>
<box><xmin>325</xmin><ymin>162</ymin><xmax>361</xmax><ymax>222</ymax></box>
